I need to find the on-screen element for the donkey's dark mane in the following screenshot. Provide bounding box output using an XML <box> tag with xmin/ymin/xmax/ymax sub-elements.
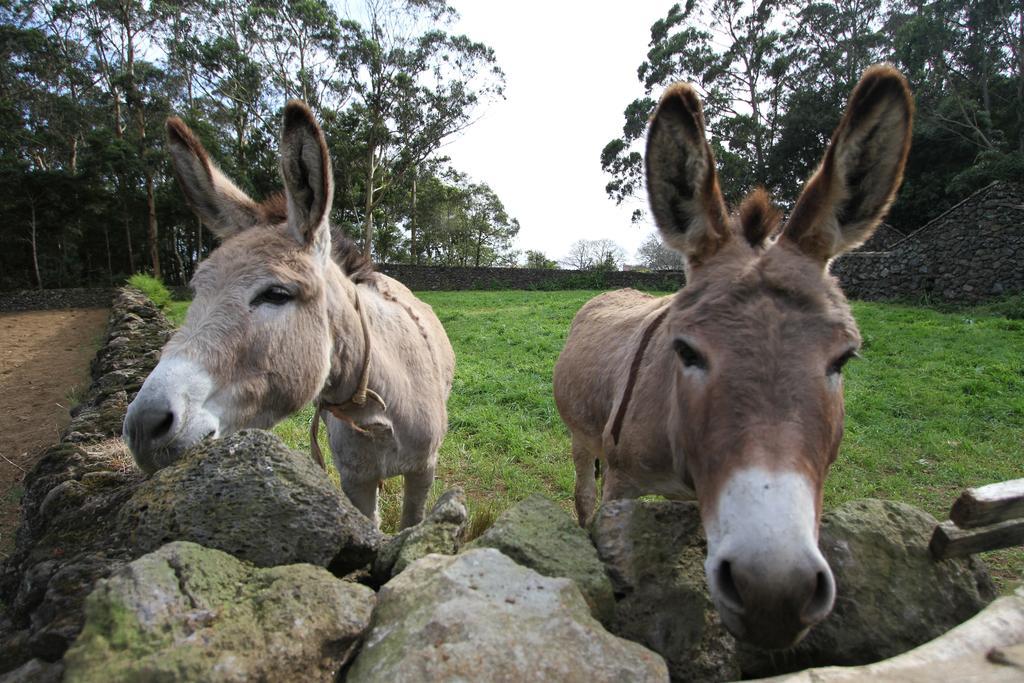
<box><xmin>260</xmin><ymin>192</ymin><xmax>375</xmax><ymax>284</ymax></box>
<box><xmin>331</xmin><ymin>231</ymin><xmax>376</xmax><ymax>284</ymax></box>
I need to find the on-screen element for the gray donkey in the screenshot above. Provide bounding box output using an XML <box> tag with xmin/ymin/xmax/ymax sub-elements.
<box><xmin>124</xmin><ymin>102</ymin><xmax>455</xmax><ymax>529</ymax></box>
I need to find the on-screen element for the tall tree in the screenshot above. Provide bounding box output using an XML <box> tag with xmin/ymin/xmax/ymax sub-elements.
<box><xmin>636</xmin><ymin>232</ymin><xmax>685</xmax><ymax>270</ymax></box>
<box><xmin>524</xmin><ymin>250</ymin><xmax>557</xmax><ymax>269</ymax></box>
<box><xmin>560</xmin><ymin>239</ymin><xmax>626</xmax><ymax>271</ymax></box>
<box><xmin>341</xmin><ymin>0</ymin><xmax>504</xmax><ymax>260</ymax></box>
<box><xmin>602</xmin><ymin>0</ymin><xmax>798</xmax><ymax>213</ymax></box>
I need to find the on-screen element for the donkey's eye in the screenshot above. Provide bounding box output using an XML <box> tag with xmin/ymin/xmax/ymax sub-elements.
<box><xmin>251</xmin><ymin>286</ymin><xmax>294</xmax><ymax>307</ymax></box>
<box><xmin>828</xmin><ymin>349</ymin><xmax>860</xmax><ymax>376</ymax></box>
<box><xmin>674</xmin><ymin>339</ymin><xmax>707</xmax><ymax>370</ymax></box>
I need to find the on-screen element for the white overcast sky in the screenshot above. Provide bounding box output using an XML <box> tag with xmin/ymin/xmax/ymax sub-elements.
<box><xmin>442</xmin><ymin>1</ymin><xmax>678</xmax><ymax>264</ymax></box>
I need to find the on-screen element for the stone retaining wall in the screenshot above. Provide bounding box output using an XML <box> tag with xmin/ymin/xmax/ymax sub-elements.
<box><xmin>0</xmin><ymin>288</ymin><xmax>167</xmax><ymax>673</ymax></box>
<box><xmin>0</xmin><ymin>288</ymin><xmax>115</xmax><ymax>312</ymax></box>
<box><xmin>374</xmin><ymin>265</ymin><xmax>685</xmax><ymax>292</ymax></box>
<box><xmin>831</xmin><ymin>181</ymin><xmax>1024</xmax><ymax>303</ymax></box>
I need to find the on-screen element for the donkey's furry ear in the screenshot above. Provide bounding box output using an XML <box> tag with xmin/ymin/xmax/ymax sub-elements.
<box><xmin>783</xmin><ymin>65</ymin><xmax>913</xmax><ymax>261</ymax></box>
<box><xmin>280</xmin><ymin>101</ymin><xmax>333</xmax><ymax>253</ymax></box>
<box><xmin>645</xmin><ymin>83</ymin><xmax>730</xmax><ymax>269</ymax></box>
<box><xmin>166</xmin><ymin>118</ymin><xmax>260</xmax><ymax>240</ymax></box>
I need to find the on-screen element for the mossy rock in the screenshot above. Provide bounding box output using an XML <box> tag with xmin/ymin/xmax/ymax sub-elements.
<box><xmin>63</xmin><ymin>541</ymin><xmax>374</xmax><ymax>682</ymax></box>
<box><xmin>372</xmin><ymin>488</ymin><xmax>468</xmax><ymax>583</ymax></box>
<box><xmin>467</xmin><ymin>494</ymin><xmax>615</xmax><ymax>624</ymax></box>
<box><xmin>117</xmin><ymin>430</ymin><xmax>383</xmax><ymax>574</ymax></box>
<box><xmin>348</xmin><ymin>549</ymin><xmax>668</xmax><ymax>681</ymax></box>
<box><xmin>738</xmin><ymin>499</ymin><xmax>997</xmax><ymax>677</ymax></box>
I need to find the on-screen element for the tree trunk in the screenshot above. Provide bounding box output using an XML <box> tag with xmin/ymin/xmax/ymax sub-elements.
<box><xmin>145</xmin><ymin>170</ymin><xmax>161</xmax><ymax>279</ymax></box>
<box><xmin>104</xmin><ymin>224</ymin><xmax>113</xmax><ymax>285</ymax></box>
<box><xmin>410</xmin><ymin>169</ymin><xmax>417</xmax><ymax>264</ymax></box>
<box><xmin>123</xmin><ymin>208</ymin><xmax>135</xmax><ymax>274</ymax></box>
<box><xmin>30</xmin><ymin>201</ymin><xmax>42</xmax><ymax>289</ymax></box>
<box><xmin>172</xmin><ymin>224</ymin><xmax>186</xmax><ymax>285</ymax></box>
<box><xmin>1017</xmin><ymin>8</ymin><xmax>1024</xmax><ymax>154</ymax></box>
<box><xmin>362</xmin><ymin>144</ymin><xmax>376</xmax><ymax>261</ymax></box>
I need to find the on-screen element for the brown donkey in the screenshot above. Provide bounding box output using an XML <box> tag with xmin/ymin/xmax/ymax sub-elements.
<box><xmin>123</xmin><ymin>103</ymin><xmax>455</xmax><ymax>529</ymax></box>
<box><xmin>553</xmin><ymin>65</ymin><xmax>913</xmax><ymax>649</ymax></box>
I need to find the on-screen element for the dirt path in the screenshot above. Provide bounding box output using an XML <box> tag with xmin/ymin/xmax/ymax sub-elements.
<box><xmin>0</xmin><ymin>308</ymin><xmax>109</xmax><ymax>557</ymax></box>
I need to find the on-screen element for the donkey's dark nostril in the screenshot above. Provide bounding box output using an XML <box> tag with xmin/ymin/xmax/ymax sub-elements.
<box><xmin>716</xmin><ymin>560</ymin><xmax>744</xmax><ymax>612</ymax></box>
<box><xmin>152</xmin><ymin>411</ymin><xmax>175</xmax><ymax>440</ymax></box>
<box><xmin>801</xmin><ymin>569</ymin><xmax>836</xmax><ymax>625</ymax></box>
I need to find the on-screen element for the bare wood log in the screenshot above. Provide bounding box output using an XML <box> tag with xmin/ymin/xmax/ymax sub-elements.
<box><xmin>752</xmin><ymin>587</ymin><xmax>1024</xmax><ymax>682</ymax></box>
<box><xmin>950</xmin><ymin>478</ymin><xmax>1024</xmax><ymax>529</ymax></box>
<box><xmin>930</xmin><ymin>518</ymin><xmax>1024</xmax><ymax>559</ymax></box>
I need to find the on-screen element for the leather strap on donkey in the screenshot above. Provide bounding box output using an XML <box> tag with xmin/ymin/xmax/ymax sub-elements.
<box><xmin>609</xmin><ymin>307</ymin><xmax>669</xmax><ymax>446</ymax></box>
<box><xmin>309</xmin><ymin>287</ymin><xmax>388</xmax><ymax>469</ymax></box>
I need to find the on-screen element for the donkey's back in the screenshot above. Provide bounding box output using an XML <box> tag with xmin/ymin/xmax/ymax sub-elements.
<box><xmin>554</xmin><ymin>288</ymin><xmax>667</xmax><ymax>440</ymax></box>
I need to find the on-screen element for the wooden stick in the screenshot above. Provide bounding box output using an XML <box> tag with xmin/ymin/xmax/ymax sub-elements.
<box><xmin>930</xmin><ymin>518</ymin><xmax>1024</xmax><ymax>560</ymax></box>
<box><xmin>950</xmin><ymin>478</ymin><xmax>1024</xmax><ymax>529</ymax></box>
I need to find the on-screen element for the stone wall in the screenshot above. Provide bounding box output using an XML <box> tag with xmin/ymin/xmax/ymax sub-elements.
<box><xmin>375</xmin><ymin>264</ymin><xmax>684</xmax><ymax>292</ymax></box>
<box><xmin>831</xmin><ymin>181</ymin><xmax>1024</xmax><ymax>303</ymax></box>
<box><xmin>0</xmin><ymin>288</ymin><xmax>115</xmax><ymax>312</ymax></box>
<box><xmin>168</xmin><ymin>266</ymin><xmax>684</xmax><ymax>302</ymax></box>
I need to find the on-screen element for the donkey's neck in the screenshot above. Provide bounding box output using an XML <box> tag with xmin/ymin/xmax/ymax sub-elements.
<box><xmin>319</xmin><ymin>265</ymin><xmax>372</xmax><ymax>405</ymax></box>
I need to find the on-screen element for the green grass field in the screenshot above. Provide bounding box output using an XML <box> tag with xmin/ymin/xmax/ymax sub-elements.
<box><xmin>164</xmin><ymin>290</ymin><xmax>1023</xmax><ymax>588</ymax></box>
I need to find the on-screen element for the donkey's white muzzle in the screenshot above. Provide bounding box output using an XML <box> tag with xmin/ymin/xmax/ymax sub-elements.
<box><xmin>123</xmin><ymin>357</ymin><xmax>219</xmax><ymax>473</ymax></box>
<box><xmin>703</xmin><ymin>468</ymin><xmax>836</xmax><ymax>649</ymax></box>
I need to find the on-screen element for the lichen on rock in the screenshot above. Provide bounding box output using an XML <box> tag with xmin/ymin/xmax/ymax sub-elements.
<box><xmin>117</xmin><ymin>429</ymin><xmax>383</xmax><ymax>574</ymax></box>
<box><xmin>467</xmin><ymin>494</ymin><xmax>616</xmax><ymax>624</ymax></box>
<box><xmin>62</xmin><ymin>541</ymin><xmax>375</xmax><ymax>682</ymax></box>
<box><xmin>590</xmin><ymin>499</ymin><xmax>739</xmax><ymax>682</ymax></box>
<box><xmin>349</xmin><ymin>548</ymin><xmax>668</xmax><ymax>682</ymax></box>
<box><xmin>738</xmin><ymin>498</ymin><xmax>997</xmax><ymax>677</ymax></box>
<box><xmin>372</xmin><ymin>487</ymin><xmax>468</xmax><ymax>583</ymax></box>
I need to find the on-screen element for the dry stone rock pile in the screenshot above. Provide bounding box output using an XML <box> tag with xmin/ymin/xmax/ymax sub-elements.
<box><xmin>590</xmin><ymin>500</ymin><xmax>739</xmax><ymax>682</ymax></box>
<box><xmin>468</xmin><ymin>493</ymin><xmax>616</xmax><ymax>624</ymax></box>
<box><xmin>832</xmin><ymin>180</ymin><xmax>1024</xmax><ymax>303</ymax></box>
<box><xmin>738</xmin><ymin>498</ymin><xmax>997</xmax><ymax>677</ymax></box>
<box><xmin>63</xmin><ymin>542</ymin><xmax>375</xmax><ymax>682</ymax></box>
<box><xmin>118</xmin><ymin>429</ymin><xmax>382</xmax><ymax>574</ymax></box>
<box><xmin>0</xmin><ymin>287</ymin><xmax>1005</xmax><ymax>682</ymax></box>
<box><xmin>350</xmin><ymin>549</ymin><xmax>669</xmax><ymax>682</ymax></box>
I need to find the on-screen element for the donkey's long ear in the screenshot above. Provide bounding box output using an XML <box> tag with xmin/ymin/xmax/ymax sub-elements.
<box><xmin>279</xmin><ymin>101</ymin><xmax>333</xmax><ymax>255</ymax></box>
<box><xmin>166</xmin><ymin>118</ymin><xmax>260</xmax><ymax>240</ymax></box>
<box><xmin>783</xmin><ymin>65</ymin><xmax>913</xmax><ymax>261</ymax></box>
<box><xmin>645</xmin><ymin>83</ymin><xmax>730</xmax><ymax>268</ymax></box>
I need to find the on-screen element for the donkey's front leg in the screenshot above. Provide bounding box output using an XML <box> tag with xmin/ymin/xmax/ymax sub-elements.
<box><xmin>341</xmin><ymin>476</ymin><xmax>380</xmax><ymax>528</ymax></box>
<box><xmin>400</xmin><ymin>465</ymin><xmax>435</xmax><ymax>529</ymax></box>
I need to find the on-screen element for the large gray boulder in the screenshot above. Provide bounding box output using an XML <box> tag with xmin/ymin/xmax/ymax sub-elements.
<box><xmin>372</xmin><ymin>488</ymin><xmax>468</xmax><ymax>584</ymax></box>
<box><xmin>347</xmin><ymin>548</ymin><xmax>668</xmax><ymax>682</ymax></box>
<box><xmin>117</xmin><ymin>430</ymin><xmax>383</xmax><ymax>575</ymax></box>
<box><xmin>467</xmin><ymin>494</ymin><xmax>615</xmax><ymax>623</ymax></box>
<box><xmin>62</xmin><ymin>541</ymin><xmax>375</xmax><ymax>682</ymax></box>
<box><xmin>591</xmin><ymin>499</ymin><xmax>739</xmax><ymax>682</ymax></box>
<box><xmin>739</xmin><ymin>499</ymin><xmax>998</xmax><ymax>677</ymax></box>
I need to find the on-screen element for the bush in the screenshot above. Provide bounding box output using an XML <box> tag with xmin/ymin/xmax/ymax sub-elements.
<box><xmin>127</xmin><ymin>273</ymin><xmax>172</xmax><ymax>310</ymax></box>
